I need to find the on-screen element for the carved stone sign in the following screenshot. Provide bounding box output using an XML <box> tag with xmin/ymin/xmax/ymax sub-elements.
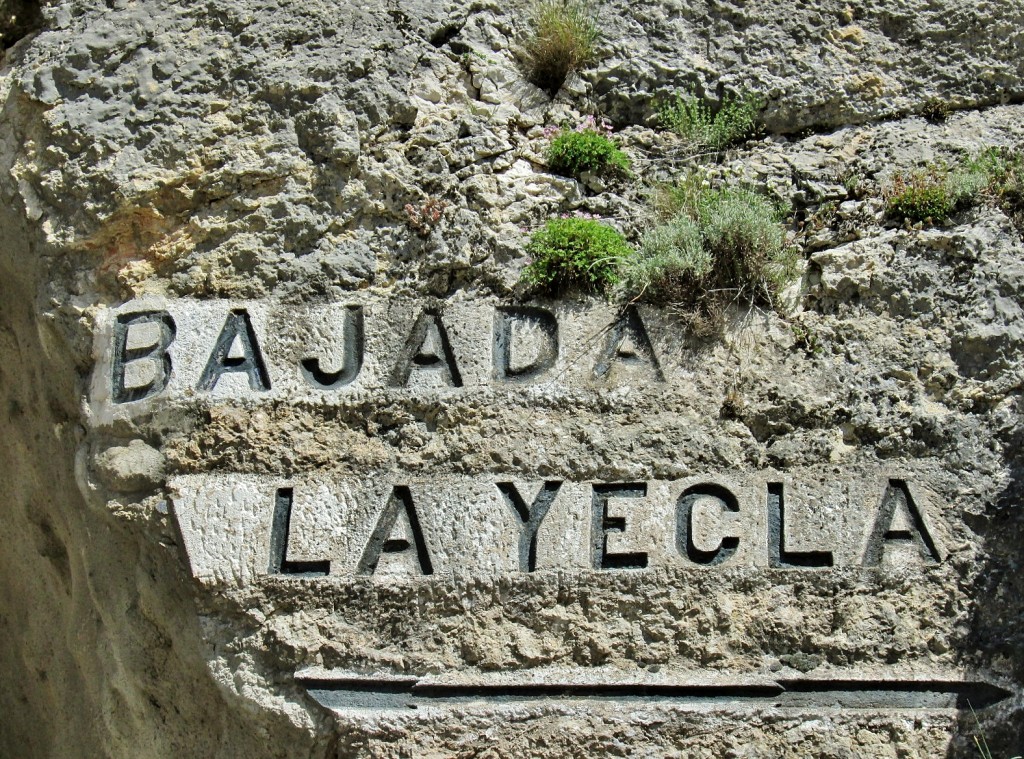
<box><xmin>89</xmin><ymin>297</ymin><xmax>675</xmax><ymax>419</ymax></box>
<box><xmin>171</xmin><ymin>473</ymin><xmax>945</xmax><ymax>583</ymax></box>
<box><xmin>82</xmin><ymin>296</ymin><xmax>1004</xmax><ymax>725</ymax></box>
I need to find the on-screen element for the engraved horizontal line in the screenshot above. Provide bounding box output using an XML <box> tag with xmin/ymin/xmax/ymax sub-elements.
<box><xmin>295</xmin><ymin>673</ymin><xmax>1013</xmax><ymax>712</ymax></box>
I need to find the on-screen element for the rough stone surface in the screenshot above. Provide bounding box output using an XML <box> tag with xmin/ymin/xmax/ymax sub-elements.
<box><xmin>94</xmin><ymin>439</ymin><xmax>166</xmax><ymax>491</ymax></box>
<box><xmin>1</xmin><ymin>1</ymin><xmax>1023</xmax><ymax>757</ymax></box>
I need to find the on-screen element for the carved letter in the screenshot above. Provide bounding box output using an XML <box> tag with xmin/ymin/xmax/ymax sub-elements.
<box><xmin>301</xmin><ymin>305</ymin><xmax>364</xmax><ymax>389</ymax></box>
<box><xmin>389</xmin><ymin>309</ymin><xmax>463</xmax><ymax>387</ymax></box>
<box><xmin>268</xmin><ymin>488</ymin><xmax>330</xmax><ymax>576</ymax></box>
<box><xmin>767</xmin><ymin>482</ymin><xmax>833</xmax><ymax>568</ymax></box>
<box><xmin>497</xmin><ymin>481</ymin><xmax>562</xmax><ymax>571</ymax></box>
<box><xmin>677</xmin><ymin>484</ymin><xmax>740</xmax><ymax>565</ymax></box>
<box><xmin>197</xmin><ymin>309</ymin><xmax>271</xmax><ymax>392</ymax></box>
<box><xmin>591</xmin><ymin>483</ymin><xmax>649</xmax><ymax>570</ymax></box>
<box><xmin>863</xmin><ymin>479</ymin><xmax>941</xmax><ymax>566</ymax></box>
<box><xmin>111</xmin><ymin>310</ymin><xmax>176</xmax><ymax>404</ymax></box>
<box><xmin>493</xmin><ymin>306</ymin><xmax>558</xmax><ymax>382</ymax></box>
<box><xmin>593</xmin><ymin>305</ymin><xmax>664</xmax><ymax>381</ymax></box>
<box><xmin>357</xmin><ymin>486</ymin><xmax>433</xmax><ymax>576</ymax></box>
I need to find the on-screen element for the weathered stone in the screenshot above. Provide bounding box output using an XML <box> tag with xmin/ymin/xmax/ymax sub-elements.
<box><xmin>2</xmin><ymin>0</ymin><xmax>1024</xmax><ymax>757</ymax></box>
<box><xmin>94</xmin><ymin>439</ymin><xmax>166</xmax><ymax>492</ymax></box>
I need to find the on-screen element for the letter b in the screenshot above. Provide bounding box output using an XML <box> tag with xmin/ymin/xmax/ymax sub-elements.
<box><xmin>111</xmin><ymin>311</ymin><xmax>176</xmax><ymax>404</ymax></box>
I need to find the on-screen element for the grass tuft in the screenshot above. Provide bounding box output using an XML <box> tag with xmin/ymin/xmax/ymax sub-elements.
<box><xmin>522</xmin><ymin>0</ymin><xmax>599</xmax><ymax>96</ymax></box>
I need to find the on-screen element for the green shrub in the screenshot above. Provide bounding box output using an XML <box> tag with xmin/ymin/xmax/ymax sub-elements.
<box><xmin>885</xmin><ymin>147</ymin><xmax>1024</xmax><ymax>225</ymax></box>
<box><xmin>623</xmin><ymin>216</ymin><xmax>708</xmax><ymax>302</ymax></box>
<box><xmin>521</xmin><ymin>216</ymin><xmax>631</xmax><ymax>293</ymax></box>
<box><xmin>967</xmin><ymin>146</ymin><xmax>1024</xmax><ymax>231</ymax></box>
<box><xmin>885</xmin><ymin>169</ymin><xmax>956</xmax><ymax>223</ymax></box>
<box><xmin>523</xmin><ymin>0</ymin><xmax>599</xmax><ymax>95</ymax></box>
<box><xmin>622</xmin><ymin>176</ymin><xmax>796</xmax><ymax>316</ymax></box>
<box><xmin>546</xmin><ymin>120</ymin><xmax>630</xmax><ymax>179</ymax></box>
<box><xmin>885</xmin><ymin>162</ymin><xmax>983</xmax><ymax>224</ymax></box>
<box><xmin>700</xmin><ymin>187</ymin><xmax>796</xmax><ymax>300</ymax></box>
<box><xmin>658</xmin><ymin>88</ymin><xmax>763</xmax><ymax>151</ymax></box>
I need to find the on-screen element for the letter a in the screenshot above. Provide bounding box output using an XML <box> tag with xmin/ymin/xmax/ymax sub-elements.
<box><xmin>197</xmin><ymin>309</ymin><xmax>271</xmax><ymax>391</ymax></box>
<box><xmin>593</xmin><ymin>305</ymin><xmax>664</xmax><ymax>381</ymax></box>
<box><xmin>389</xmin><ymin>310</ymin><xmax>462</xmax><ymax>387</ymax></box>
<box><xmin>357</xmin><ymin>486</ymin><xmax>433</xmax><ymax>576</ymax></box>
<box><xmin>863</xmin><ymin>480</ymin><xmax>942</xmax><ymax>566</ymax></box>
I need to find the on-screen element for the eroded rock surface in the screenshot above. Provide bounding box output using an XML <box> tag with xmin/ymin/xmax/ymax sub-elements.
<box><xmin>1</xmin><ymin>1</ymin><xmax>1022</xmax><ymax>757</ymax></box>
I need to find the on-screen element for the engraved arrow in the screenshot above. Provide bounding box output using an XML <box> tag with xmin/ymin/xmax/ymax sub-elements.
<box><xmin>294</xmin><ymin>669</ymin><xmax>1013</xmax><ymax>712</ymax></box>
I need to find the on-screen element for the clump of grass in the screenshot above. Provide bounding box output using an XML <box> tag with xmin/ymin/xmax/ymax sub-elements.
<box><xmin>522</xmin><ymin>0</ymin><xmax>599</xmax><ymax>96</ymax></box>
<box><xmin>658</xmin><ymin>88</ymin><xmax>764</xmax><ymax>151</ymax></box>
<box><xmin>546</xmin><ymin>117</ymin><xmax>630</xmax><ymax>179</ymax></box>
<box><xmin>621</xmin><ymin>173</ymin><xmax>797</xmax><ymax>323</ymax></box>
<box><xmin>921</xmin><ymin>96</ymin><xmax>954</xmax><ymax>123</ymax></box>
<box><xmin>521</xmin><ymin>215</ymin><xmax>631</xmax><ymax>293</ymax></box>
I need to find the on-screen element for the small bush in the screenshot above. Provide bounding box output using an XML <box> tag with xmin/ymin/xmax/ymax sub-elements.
<box><xmin>700</xmin><ymin>188</ymin><xmax>796</xmax><ymax>300</ymax></box>
<box><xmin>546</xmin><ymin>117</ymin><xmax>630</xmax><ymax>179</ymax></box>
<box><xmin>521</xmin><ymin>216</ymin><xmax>631</xmax><ymax>293</ymax></box>
<box><xmin>523</xmin><ymin>0</ymin><xmax>599</xmax><ymax>95</ymax></box>
<box><xmin>624</xmin><ymin>216</ymin><xmax>708</xmax><ymax>302</ymax></box>
<box><xmin>885</xmin><ymin>162</ymin><xmax>984</xmax><ymax>224</ymax></box>
<box><xmin>885</xmin><ymin>147</ymin><xmax>1024</xmax><ymax>226</ymax></box>
<box><xmin>659</xmin><ymin>88</ymin><xmax>763</xmax><ymax>151</ymax></box>
<box><xmin>885</xmin><ymin>169</ymin><xmax>956</xmax><ymax>223</ymax></box>
<box><xmin>967</xmin><ymin>146</ymin><xmax>1024</xmax><ymax>231</ymax></box>
<box><xmin>921</xmin><ymin>96</ymin><xmax>954</xmax><ymax>123</ymax></box>
<box><xmin>622</xmin><ymin>176</ymin><xmax>796</xmax><ymax>318</ymax></box>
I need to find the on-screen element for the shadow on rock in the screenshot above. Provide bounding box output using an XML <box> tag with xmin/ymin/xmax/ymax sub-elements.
<box><xmin>946</xmin><ymin>436</ymin><xmax>1024</xmax><ymax>757</ymax></box>
<box><xmin>0</xmin><ymin>0</ymin><xmax>43</xmax><ymax>51</ymax></box>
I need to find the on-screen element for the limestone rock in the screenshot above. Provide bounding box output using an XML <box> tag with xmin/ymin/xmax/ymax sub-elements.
<box><xmin>94</xmin><ymin>439</ymin><xmax>166</xmax><ymax>492</ymax></box>
<box><xmin>1</xmin><ymin>1</ymin><xmax>1023</xmax><ymax>758</ymax></box>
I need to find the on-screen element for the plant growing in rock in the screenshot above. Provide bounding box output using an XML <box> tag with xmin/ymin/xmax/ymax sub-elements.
<box><xmin>920</xmin><ymin>96</ymin><xmax>954</xmax><ymax>123</ymax></box>
<box><xmin>884</xmin><ymin>160</ymin><xmax>985</xmax><ymax>224</ymax></box>
<box><xmin>885</xmin><ymin>167</ymin><xmax>956</xmax><ymax>223</ymax></box>
<box><xmin>658</xmin><ymin>88</ymin><xmax>764</xmax><ymax>151</ymax></box>
<box><xmin>521</xmin><ymin>215</ymin><xmax>631</xmax><ymax>293</ymax></box>
<box><xmin>838</xmin><ymin>169</ymin><xmax>865</xmax><ymax>198</ymax></box>
<box><xmin>966</xmin><ymin>145</ymin><xmax>1024</xmax><ymax>233</ymax></box>
<box><xmin>621</xmin><ymin>215</ymin><xmax>708</xmax><ymax>303</ymax></box>
<box><xmin>621</xmin><ymin>174</ymin><xmax>797</xmax><ymax>322</ymax></box>
<box><xmin>884</xmin><ymin>146</ymin><xmax>1024</xmax><ymax>227</ymax></box>
<box><xmin>522</xmin><ymin>0</ymin><xmax>599</xmax><ymax>95</ymax></box>
<box><xmin>404</xmin><ymin>198</ymin><xmax>447</xmax><ymax>237</ymax></box>
<box><xmin>791</xmin><ymin>322</ymin><xmax>823</xmax><ymax>357</ymax></box>
<box><xmin>545</xmin><ymin>116</ymin><xmax>630</xmax><ymax>179</ymax></box>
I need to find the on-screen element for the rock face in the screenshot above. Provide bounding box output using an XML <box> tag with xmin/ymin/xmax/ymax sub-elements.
<box><xmin>1</xmin><ymin>1</ymin><xmax>1023</xmax><ymax>757</ymax></box>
